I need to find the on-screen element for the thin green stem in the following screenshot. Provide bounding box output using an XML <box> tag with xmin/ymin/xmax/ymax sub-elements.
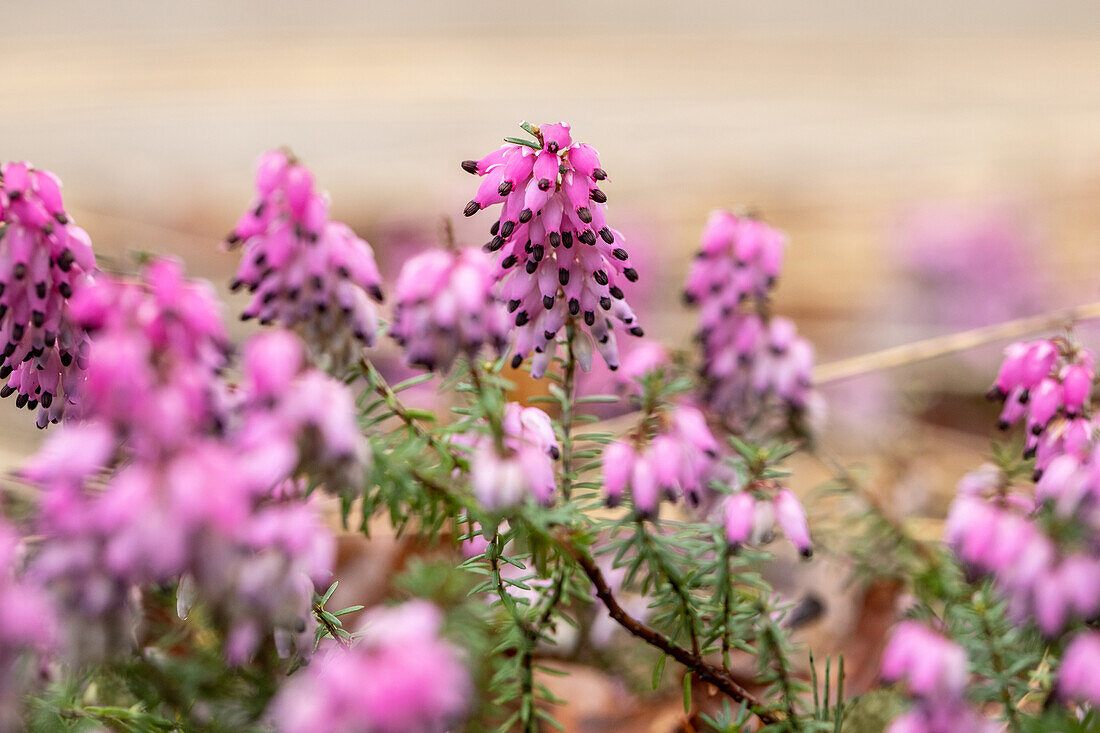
<box><xmin>559</xmin><ymin>323</ymin><xmax>577</xmax><ymax>500</ymax></box>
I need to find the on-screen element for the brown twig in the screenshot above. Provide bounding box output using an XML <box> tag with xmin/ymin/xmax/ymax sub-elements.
<box><xmin>559</xmin><ymin>535</ymin><xmax>780</xmax><ymax>726</ymax></box>
<box><xmin>813</xmin><ymin>301</ymin><xmax>1100</xmax><ymax>384</ymax></box>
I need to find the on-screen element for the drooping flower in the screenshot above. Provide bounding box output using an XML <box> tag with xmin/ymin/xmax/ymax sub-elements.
<box><xmin>226</xmin><ymin>150</ymin><xmax>384</xmax><ymax>364</ymax></box>
<box><xmin>465</xmin><ymin>403</ymin><xmax>559</xmax><ymax>510</ymax></box>
<box><xmin>0</xmin><ymin>161</ymin><xmax>96</xmax><ymax>427</ymax></box>
<box><xmin>601</xmin><ymin>404</ymin><xmax>719</xmax><ymax>517</ymax></box>
<box><xmin>461</xmin><ymin>122</ymin><xmax>642</xmax><ymax>377</ymax></box>
<box><xmin>720</xmin><ymin>486</ymin><xmax>813</xmax><ymax>557</ymax></box>
<box><xmin>268</xmin><ymin>600</ymin><xmax>470</xmax><ymax>733</ymax></box>
<box><xmin>987</xmin><ymin>337</ymin><xmax>1096</xmax><ymax>476</ymax></box>
<box><xmin>684</xmin><ymin>211</ymin><xmax>814</xmax><ymax>430</ymax></box>
<box><xmin>389</xmin><ymin>247</ymin><xmax>509</xmax><ymax>373</ymax></box>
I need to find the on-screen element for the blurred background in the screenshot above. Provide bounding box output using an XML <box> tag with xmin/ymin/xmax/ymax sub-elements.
<box><xmin>5</xmin><ymin>1</ymin><xmax>1100</xmax><ymax>727</ymax></box>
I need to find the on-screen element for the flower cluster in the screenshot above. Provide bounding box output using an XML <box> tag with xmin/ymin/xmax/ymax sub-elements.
<box><xmin>1057</xmin><ymin>631</ymin><xmax>1100</xmax><ymax>705</ymax></box>
<box><xmin>602</xmin><ymin>404</ymin><xmax>719</xmax><ymax>516</ymax></box>
<box><xmin>881</xmin><ymin>622</ymin><xmax>995</xmax><ymax>733</ymax></box>
<box><xmin>0</xmin><ymin>161</ymin><xmax>95</xmax><ymax>427</ymax></box>
<box><xmin>389</xmin><ymin>247</ymin><xmax>509</xmax><ymax>373</ymax></box>
<box><xmin>268</xmin><ymin>601</ymin><xmax>469</xmax><ymax>733</ymax></box>
<box><xmin>467</xmin><ymin>403</ymin><xmax>559</xmax><ymax>510</ymax></box>
<box><xmin>0</xmin><ymin>519</ymin><xmax>55</xmax><ymax>730</ymax></box>
<box><xmin>949</xmin><ymin>336</ymin><xmax>1100</xmax><ymax>637</ymax></box>
<box><xmin>461</xmin><ymin>122</ymin><xmax>642</xmax><ymax>377</ymax></box>
<box><xmin>227</xmin><ymin>150</ymin><xmax>384</xmax><ymax>363</ymax></box>
<box><xmin>22</xmin><ymin>261</ymin><xmax>354</xmax><ymax>664</ymax></box>
<box><xmin>988</xmin><ymin>338</ymin><xmax>1095</xmax><ymax>475</ymax></box>
<box><xmin>721</xmin><ymin>484</ymin><xmax>813</xmax><ymax>557</ymax></box>
<box><xmin>684</xmin><ymin>211</ymin><xmax>814</xmax><ymax>428</ymax></box>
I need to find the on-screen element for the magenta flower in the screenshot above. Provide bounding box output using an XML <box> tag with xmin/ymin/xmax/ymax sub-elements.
<box><xmin>684</xmin><ymin>212</ymin><xmax>814</xmax><ymax>428</ymax></box>
<box><xmin>467</xmin><ymin>403</ymin><xmax>559</xmax><ymax>509</ymax></box>
<box><xmin>719</xmin><ymin>486</ymin><xmax>813</xmax><ymax>557</ymax></box>
<box><xmin>269</xmin><ymin>600</ymin><xmax>470</xmax><ymax>733</ymax></box>
<box><xmin>227</xmin><ymin>150</ymin><xmax>384</xmax><ymax>360</ymax></box>
<box><xmin>0</xmin><ymin>161</ymin><xmax>96</xmax><ymax>427</ymax></box>
<box><xmin>988</xmin><ymin>338</ymin><xmax>1096</xmax><ymax>476</ymax></box>
<box><xmin>389</xmin><ymin>247</ymin><xmax>509</xmax><ymax>373</ymax></box>
<box><xmin>881</xmin><ymin>622</ymin><xmax>968</xmax><ymax>698</ymax></box>
<box><xmin>601</xmin><ymin>404</ymin><xmax>718</xmax><ymax>516</ymax></box>
<box><xmin>1057</xmin><ymin>631</ymin><xmax>1100</xmax><ymax>705</ymax></box>
<box><xmin>461</xmin><ymin>122</ymin><xmax>642</xmax><ymax>377</ymax></box>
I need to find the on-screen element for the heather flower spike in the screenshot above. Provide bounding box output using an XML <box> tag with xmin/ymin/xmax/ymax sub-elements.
<box><xmin>390</xmin><ymin>245</ymin><xmax>509</xmax><ymax>373</ymax></box>
<box><xmin>461</xmin><ymin>122</ymin><xmax>642</xmax><ymax>376</ymax></box>
<box><xmin>0</xmin><ymin>161</ymin><xmax>95</xmax><ymax>427</ymax></box>
<box><xmin>227</xmin><ymin>149</ymin><xmax>384</xmax><ymax>364</ymax></box>
<box><xmin>685</xmin><ymin>211</ymin><xmax>815</xmax><ymax>430</ymax></box>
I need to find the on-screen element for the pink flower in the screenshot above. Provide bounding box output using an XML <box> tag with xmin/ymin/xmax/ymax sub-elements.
<box><xmin>600</xmin><ymin>404</ymin><xmax>718</xmax><ymax>516</ymax></box>
<box><xmin>0</xmin><ymin>518</ymin><xmax>56</xmax><ymax>728</ymax></box>
<box><xmin>227</xmin><ymin>150</ymin><xmax>384</xmax><ymax>361</ymax></box>
<box><xmin>466</xmin><ymin>403</ymin><xmax>559</xmax><ymax>510</ymax></box>
<box><xmin>390</xmin><ymin>247</ymin><xmax>509</xmax><ymax>373</ymax></box>
<box><xmin>684</xmin><ymin>213</ymin><xmax>814</xmax><ymax>430</ymax></box>
<box><xmin>881</xmin><ymin>622</ymin><xmax>968</xmax><ymax>699</ymax></box>
<box><xmin>616</xmin><ymin>339</ymin><xmax>669</xmax><ymax>389</ymax></box>
<box><xmin>269</xmin><ymin>600</ymin><xmax>470</xmax><ymax>733</ymax></box>
<box><xmin>0</xmin><ymin>161</ymin><xmax>96</xmax><ymax>427</ymax></box>
<box><xmin>1058</xmin><ymin>631</ymin><xmax>1100</xmax><ymax>705</ymax></box>
<box><xmin>461</xmin><ymin>123</ymin><xmax>642</xmax><ymax>376</ymax></box>
<box><xmin>23</xmin><ymin>261</ymin><xmax>357</xmax><ymax>664</ymax></box>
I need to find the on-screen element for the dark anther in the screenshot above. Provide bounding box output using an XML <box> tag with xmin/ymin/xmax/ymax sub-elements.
<box><xmin>578</xmin><ymin>230</ymin><xmax>596</xmax><ymax>245</ymax></box>
<box><xmin>543</xmin><ymin>295</ymin><xmax>554</xmax><ymax>310</ymax></box>
<box><xmin>584</xmin><ymin>311</ymin><xmax>595</xmax><ymax>326</ymax></box>
<box><xmin>559</xmin><ymin>268</ymin><xmax>570</xmax><ymax>285</ymax></box>
<box><xmin>576</xmin><ymin>207</ymin><xmax>592</xmax><ymax>223</ymax></box>
<box><xmin>57</xmin><ymin>249</ymin><xmax>75</xmax><ymax>271</ymax></box>
<box><xmin>501</xmin><ymin>220</ymin><xmax>515</xmax><ymax>238</ymax></box>
<box><xmin>599</xmin><ymin>297</ymin><xmax>611</xmax><ymax>310</ymax></box>
<box><xmin>511</xmin><ymin>354</ymin><xmax>524</xmax><ymax>369</ymax></box>
<box><xmin>613</xmin><ymin>248</ymin><xmax>629</xmax><ymax>260</ymax></box>
<box><xmin>461</xmin><ymin>160</ymin><xmax>479</xmax><ymax>174</ymax></box>
<box><xmin>35</xmin><ymin>282</ymin><xmax>46</xmax><ymax>298</ymax></box>
<box><xmin>593</xmin><ymin>270</ymin><xmax>608</xmax><ymax>285</ymax></box>
<box><xmin>13</xmin><ymin>263</ymin><xmax>26</xmax><ymax>280</ymax></box>
<box><xmin>498</xmin><ymin>181</ymin><xmax>513</xmax><ymax>196</ymax></box>
<box><xmin>501</xmin><ymin>254</ymin><xmax>517</xmax><ymax>269</ymax></box>
<box><xmin>610</xmin><ymin>286</ymin><xmax>624</xmax><ymax>299</ymax></box>
<box><xmin>0</xmin><ymin>386</ymin><xmax>14</xmax><ymax>399</ymax></box>
<box><xmin>629</xmin><ymin>326</ymin><xmax>645</xmax><ymax>337</ymax></box>
<box><xmin>40</xmin><ymin>392</ymin><xmax>53</xmax><ymax>408</ymax></box>
<box><xmin>515</xmin><ymin>311</ymin><xmax>529</xmax><ymax>326</ymax></box>
<box><xmin>487</xmin><ymin>236</ymin><xmax>505</xmax><ymax>252</ymax></box>
<box><xmin>590</xmin><ymin>188</ymin><xmax>607</xmax><ymax>203</ymax></box>
<box><xmin>593</xmin><ymin>168</ymin><xmax>607</xmax><ymax>180</ymax></box>
<box><xmin>519</xmin><ymin>208</ymin><xmax>533</xmax><ymax>223</ymax></box>
<box><xmin>533</xmin><ymin>244</ymin><xmax>544</xmax><ymax>261</ymax></box>
<box><xmin>561</xmin><ymin>232</ymin><xmax>574</xmax><ymax>248</ymax></box>
<box><xmin>600</xmin><ymin>228</ymin><xmax>615</xmax><ymax>244</ymax></box>
<box><xmin>59</xmin><ymin>352</ymin><xmax>73</xmax><ymax>367</ymax></box>
<box><xmin>463</xmin><ymin>201</ymin><xmax>480</xmax><ymax>217</ymax></box>
<box><xmin>507</xmin><ymin>299</ymin><xmax>521</xmax><ymax>313</ymax></box>
<box><xmin>568</xmin><ymin>298</ymin><xmax>580</xmax><ymax>316</ymax></box>
<box><xmin>538</xmin><ymin>178</ymin><xmax>551</xmax><ymax>191</ymax></box>
<box><xmin>32</xmin><ymin>311</ymin><xmax>45</xmax><ymax>328</ymax></box>
<box><xmin>548</xmin><ymin>232</ymin><xmax>561</xmax><ymax>248</ymax></box>
<box><xmin>490</xmin><ymin>219</ymin><xmax>500</xmax><ymax>235</ymax></box>
<box><xmin>624</xmin><ymin>268</ymin><xmax>638</xmax><ymax>282</ymax></box>
<box><xmin>525</xmin><ymin>260</ymin><xmax>538</xmax><ymax>274</ymax></box>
